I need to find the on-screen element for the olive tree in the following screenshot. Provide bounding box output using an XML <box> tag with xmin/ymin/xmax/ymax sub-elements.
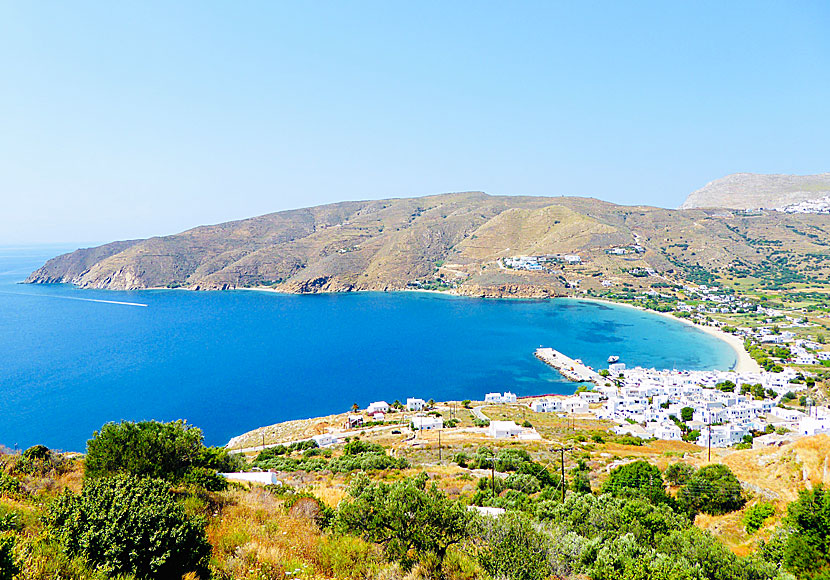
<box><xmin>45</xmin><ymin>474</ymin><xmax>211</xmax><ymax>579</ymax></box>
<box><xmin>335</xmin><ymin>472</ymin><xmax>470</xmax><ymax>570</ymax></box>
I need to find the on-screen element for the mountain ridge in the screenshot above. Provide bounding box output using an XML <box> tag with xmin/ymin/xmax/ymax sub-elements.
<box><xmin>26</xmin><ymin>190</ymin><xmax>830</xmax><ymax>296</ymax></box>
<box><xmin>681</xmin><ymin>172</ymin><xmax>830</xmax><ymax>210</ymax></box>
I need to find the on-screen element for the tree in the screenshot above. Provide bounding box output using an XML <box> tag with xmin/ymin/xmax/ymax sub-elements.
<box><xmin>664</xmin><ymin>463</ymin><xmax>696</xmax><ymax>486</ymax></box>
<box><xmin>472</xmin><ymin>511</ymin><xmax>552</xmax><ymax>580</ymax></box>
<box><xmin>781</xmin><ymin>485</ymin><xmax>830</xmax><ymax>578</ymax></box>
<box><xmin>335</xmin><ymin>473</ymin><xmax>470</xmax><ymax>571</ymax></box>
<box><xmin>84</xmin><ymin>420</ymin><xmax>239</xmax><ymax>488</ymax></box>
<box><xmin>601</xmin><ymin>460</ymin><xmax>671</xmax><ymax>505</ymax></box>
<box><xmin>677</xmin><ymin>464</ymin><xmax>745</xmax><ymax>516</ymax></box>
<box><xmin>45</xmin><ymin>475</ymin><xmax>211</xmax><ymax>579</ymax></box>
<box><xmin>680</xmin><ymin>407</ymin><xmax>694</xmax><ymax>422</ymax></box>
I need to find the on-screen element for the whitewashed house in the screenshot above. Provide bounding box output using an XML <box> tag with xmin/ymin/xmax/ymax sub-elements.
<box><xmin>485</xmin><ymin>392</ymin><xmax>517</xmax><ymax>403</ymax></box>
<box><xmin>488</xmin><ymin>420</ymin><xmax>523</xmax><ymax>438</ymax></box>
<box><xmin>407</xmin><ymin>397</ymin><xmax>427</xmax><ymax>411</ymax></box>
<box><xmin>312</xmin><ymin>433</ymin><xmax>337</xmax><ymax>447</ymax></box>
<box><xmin>529</xmin><ymin>399</ymin><xmax>562</xmax><ymax>413</ymax></box>
<box><xmin>562</xmin><ymin>397</ymin><xmax>589</xmax><ymax>414</ymax></box>
<box><xmin>412</xmin><ymin>416</ymin><xmax>443</xmax><ymax>430</ymax></box>
<box><xmin>367</xmin><ymin>401</ymin><xmax>389</xmax><ymax>414</ymax></box>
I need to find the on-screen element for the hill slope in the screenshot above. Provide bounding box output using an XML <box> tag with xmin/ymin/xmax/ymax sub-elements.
<box><xmin>26</xmin><ymin>191</ymin><xmax>830</xmax><ymax>296</ymax></box>
<box><xmin>681</xmin><ymin>172</ymin><xmax>830</xmax><ymax>209</ymax></box>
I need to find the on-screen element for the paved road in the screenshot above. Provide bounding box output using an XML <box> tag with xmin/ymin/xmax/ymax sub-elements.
<box><xmin>472</xmin><ymin>405</ymin><xmax>490</xmax><ymax>421</ymax></box>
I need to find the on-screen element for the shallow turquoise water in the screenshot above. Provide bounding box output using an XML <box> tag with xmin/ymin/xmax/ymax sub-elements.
<box><xmin>0</xmin><ymin>246</ymin><xmax>735</xmax><ymax>451</ymax></box>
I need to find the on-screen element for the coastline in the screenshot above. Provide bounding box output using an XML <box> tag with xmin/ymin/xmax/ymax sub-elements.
<box><xmin>573</xmin><ymin>296</ymin><xmax>761</xmax><ymax>373</ymax></box>
<box><xmin>34</xmin><ymin>280</ymin><xmax>761</xmax><ymax>373</ymax></box>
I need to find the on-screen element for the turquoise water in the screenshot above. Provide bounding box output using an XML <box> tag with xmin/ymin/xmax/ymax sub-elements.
<box><xmin>0</xmin><ymin>246</ymin><xmax>735</xmax><ymax>451</ymax></box>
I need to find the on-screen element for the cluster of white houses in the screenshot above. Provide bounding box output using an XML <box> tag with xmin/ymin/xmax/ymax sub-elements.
<box><xmin>525</xmin><ymin>365</ymin><xmax>830</xmax><ymax>447</ymax></box>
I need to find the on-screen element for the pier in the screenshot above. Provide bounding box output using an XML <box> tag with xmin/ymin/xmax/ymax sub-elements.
<box><xmin>534</xmin><ymin>347</ymin><xmax>603</xmax><ymax>385</ymax></box>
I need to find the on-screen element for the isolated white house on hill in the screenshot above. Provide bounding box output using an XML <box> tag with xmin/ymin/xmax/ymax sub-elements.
<box><xmin>488</xmin><ymin>421</ymin><xmax>523</xmax><ymax>438</ymax></box>
<box><xmin>485</xmin><ymin>392</ymin><xmax>517</xmax><ymax>403</ymax></box>
<box><xmin>312</xmin><ymin>433</ymin><xmax>337</xmax><ymax>447</ymax></box>
<box><xmin>407</xmin><ymin>397</ymin><xmax>426</xmax><ymax>411</ymax></box>
<box><xmin>412</xmin><ymin>416</ymin><xmax>443</xmax><ymax>430</ymax></box>
<box><xmin>367</xmin><ymin>401</ymin><xmax>389</xmax><ymax>414</ymax></box>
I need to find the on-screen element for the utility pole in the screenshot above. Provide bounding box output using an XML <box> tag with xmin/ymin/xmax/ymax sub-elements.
<box><xmin>707</xmin><ymin>418</ymin><xmax>711</xmax><ymax>463</ymax></box>
<box><xmin>491</xmin><ymin>455</ymin><xmax>496</xmax><ymax>498</ymax></box>
<box><xmin>550</xmin><ymin>446</ymin><xmax>574</xmax><ymax>503</ymax></box>
<box><xmin>438</xmin><ymin>430</ymin><xmax>442</xmax><ymax>461</ymax></box>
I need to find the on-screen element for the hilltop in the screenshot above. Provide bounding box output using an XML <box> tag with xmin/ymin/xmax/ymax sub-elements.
<box><xmin>681</xmin><ymin>172</ymin><xmax>830</xmax><ymax>210</ymax></box>
<box><xmin>25</xmin><ymin>190</ymin><xmax>830</xmax><ymax>297</ymax></box>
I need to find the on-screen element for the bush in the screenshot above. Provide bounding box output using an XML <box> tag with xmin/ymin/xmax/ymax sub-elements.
<box><xmin>601</xmin><ymin>460</ymin><xmax>671</xmax><ymax>505</ymax></box>
<box><xmin>45</xmin><ymin>474</ymin><xmax>211</xmax><ymax>579</ymax></box>
<box><xmin>0</xmin><ymin>474</ymin><xmax>21</xmax><ymax>499</ymax></box>
<box><xmin>744</xmin><ymin>502</ymin><xmax>775</xmax><ymax>534</ymax></box>
<box><xmin>664</xmin><ymin>463</ymin><xmax>696</xmax><ymax>486</ymax></box>
<box><xmin>677</xmin><ymin>464</ymin><xmax>745</xmax><ymax>516</ymax></box>
<box><xmin>343</xmin><ymin>440</ymin><xmax>384</xmax><ymax>456</ymax></box>
<box><xmin>472</xmin><ymin>511</ymin><xmax>552</xmax><ymax>580</ymax></box>
<box><xmin>336</xmin><ymin>472</ymin><xmax>470</xmax><ymax>571</ymax></box>
<box><xmin>0</xmin><ymin>533</ymin><xmax>19</xmax><ymax>580</ymax></box>
<box><xmin>84</xmin><ymin>420</ymin><xmax>237</xmax><ymax>489</ymax></box>
<box><xmin>781</xmin><ymin>484</ymin><xmax>830</xmax><ymax>578</ymax></box>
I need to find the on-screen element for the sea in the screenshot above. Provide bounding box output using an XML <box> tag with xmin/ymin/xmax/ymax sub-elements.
<box><xmin>0</xmin><ymin>245</ymin><xmax>736</xmax><ymax>452</ymax></box>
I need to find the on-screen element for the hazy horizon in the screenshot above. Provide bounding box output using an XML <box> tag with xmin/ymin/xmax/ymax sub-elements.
<box><xmin>2</xmin><ymin>1</ymin><xmax>828</xmax><ymax>244</ymax></box>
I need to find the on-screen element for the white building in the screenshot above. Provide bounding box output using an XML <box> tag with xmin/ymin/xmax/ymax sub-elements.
<box><xmin>367</xmin><ymin>401</ymin><xmax>389</xmax><ymax>414</ymax></box>
<box><xmin>488</xmin><ymin>420</ymin><xmax>523</xmax><ymax>438</ymax></box>
<box><xmin>407</xmin><ymin>397</ymin><xmax>427</xmax><ymax>411</ymax></box>
<box><xmin>484</xmin><ymin>392</ymin><xmax>517</xmax><ymax>403</ymax></box>
<box><xmin>529</xmin><ymin>398</ymin><xmax>562</xmax><ymax>413</ymax></box>
<box><xmin>312</xmin><ymin>433</ymin><xmax>337</xmax><ymax>447</ymax></box>
<box><xmin>697</xmin><ymin>424</ymin><xmax>749</xmax><ymax>448</ymax></box>
<box><xmin>412</xmin><ymin>416</ymin><xmax>443</xmax><ymax>430</ymax></box>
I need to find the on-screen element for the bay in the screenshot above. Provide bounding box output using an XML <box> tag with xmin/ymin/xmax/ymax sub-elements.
<box><xmin>0</xmin><ymin>246</ymin><xmax>735</xmax><ymax>451</ymax></box>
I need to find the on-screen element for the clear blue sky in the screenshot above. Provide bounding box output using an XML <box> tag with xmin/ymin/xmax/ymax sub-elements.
<box><xmin>1</xmin><ymin>1</ymin><xmax>828</xmax><ymax>244</ymax></box>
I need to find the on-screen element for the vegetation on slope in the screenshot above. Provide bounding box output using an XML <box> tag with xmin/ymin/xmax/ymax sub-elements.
<box><xmin>5</xmin><ymin>418</ymin><xmax>830</xmax><ymax>579</ymax></box>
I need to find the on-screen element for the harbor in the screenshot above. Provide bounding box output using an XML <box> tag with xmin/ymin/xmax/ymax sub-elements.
<box><xmin>534</xmin><ymin>347</ymin><xmax>604</xmax><ymax>385</ymax></box>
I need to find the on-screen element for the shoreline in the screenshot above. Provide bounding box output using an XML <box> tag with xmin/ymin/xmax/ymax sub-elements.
<box><xmin>574</xmin><ymin>296</ymin><xmax>761</xmax><ymax>373</ymax></box>
<box><xmin>28</xmin><ymin>281</ymin><xmax>760</xmax><ymax>373</ymax></box>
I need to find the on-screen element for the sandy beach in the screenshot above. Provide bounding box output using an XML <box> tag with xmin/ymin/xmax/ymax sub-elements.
<box><xmin>575</xmin><ymin>296</ymin><xmax>762</xmax><ymax>373</ymax></box>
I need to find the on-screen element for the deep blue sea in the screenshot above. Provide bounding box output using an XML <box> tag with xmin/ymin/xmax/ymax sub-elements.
<box><xmin>0</xmin><ymin>245</ymin><xmax>735</xmax><ymax>451</ymax></box>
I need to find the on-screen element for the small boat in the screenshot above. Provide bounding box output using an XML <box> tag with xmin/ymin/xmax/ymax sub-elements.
<box><xmin>607</xmin><ymin>355</ymin><xmax>620</xmax><ymax>363</ymax></box>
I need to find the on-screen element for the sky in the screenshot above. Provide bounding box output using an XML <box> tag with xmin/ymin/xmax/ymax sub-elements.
<box><xmin>1</xmin><ymin>1</ymin><xmax>828</xmax><ymax>244</ymax></box>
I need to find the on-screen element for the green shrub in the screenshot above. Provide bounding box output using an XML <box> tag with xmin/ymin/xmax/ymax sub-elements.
<box><xmin>781</xmin><ymin>484</ymin><xmax>830</xmax><ymax>578</ymax></box>
<box><xmin>472</xmin><ymin>511</ymin><xmax>552</xmax><ymax>580</ymax></box>
<box><xmin>0</xmin><ymin>533</ymin><xmax>19</xmax><ymax>580</ymax></box>
<box><xmin>45</xmin><ymin>474</ymin><xmax>211</xmax><ymax>579</ymax></box>
<box><xmin>601</xmin><ymin>460</ymin><xmax>671</xmax><ymax>505</ymax></box>
<box><xmin>343</xmin><ymin>440</ymin><xmax>385</xmax><ymax>456</ymax></box>
<box><xmin>664</xmin><ymin>463</ymin><xmax>696</xmax><ymax>486</ymax></box>
<box><xmin>677</xmin><ymin>464</ymin><xmax>745</xmax><ymax>516</ymax></box>
<box><xmin>335</xmin><ymin>472</ymin><xmax>470</xmax><ymax>571</ymax></box>
<box><xmin>744</xmin><ymin>502</ymin><xmax>775</xmax><ymax>534</ymax></box>
<box><xmin>84</xmin><ymin>420</ymin><xmax>237</xmax><ymax>490</ymax></box>
<box><xmin>0</xmin><ymin>507</ymin><xmax>21</xmax><ymax>533</ymax></box>
<box><xmin>0</xmin><ymin>474</ymin><xmax>21</xmax><ymax>499</ymax></box>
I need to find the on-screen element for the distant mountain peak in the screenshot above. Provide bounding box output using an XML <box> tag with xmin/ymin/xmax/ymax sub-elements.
<box><xmin>681</xmin><ymin>172</ymin><xmax>830</xmax><ymax>210</ymax></box>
